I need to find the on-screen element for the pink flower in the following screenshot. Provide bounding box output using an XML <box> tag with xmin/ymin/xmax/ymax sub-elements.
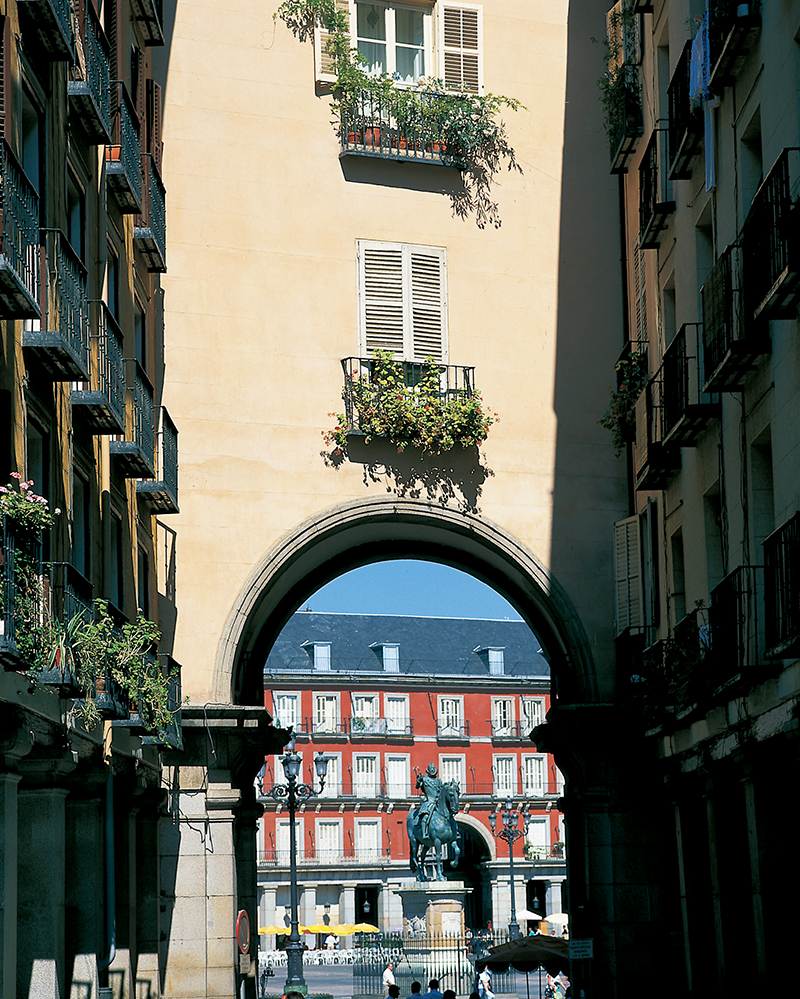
<box><xmin>10</xmin><ymin>472</ymin><xmax>21</xmax><ymax>479</ymax></box>
<box><xmin>20</xmin><ymin>482</ymin><xmax>28</xmax><ymax>491</ymax></box>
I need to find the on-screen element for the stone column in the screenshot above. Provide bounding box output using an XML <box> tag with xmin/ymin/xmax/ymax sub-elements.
<box><xmin>340</xmin><ymin>886</ymin><xmax>356</xmax><ymax>948</ymax></box>
<box><xmin>17</xmin><ymin>788</ymin><xmax>69</xmax><ymax>998</ymax></box>
<box><xmin>65</xmin><ymin>796</ymin><xmax>104</xmax><ymax>998</ymax></box>
<box><xmin>136</xmin><ymin>808</ymin><xmax>163</xmax><ymax>996</ymax></box>
<box><xmin>0</xmin><ymin>774</ymin><xmax>21</xmax><ymax>998</ymax></box>
<box><xmin>300</xmin><ymin>885</ymin><xmax>317</xmax><ymax>929</ymax></box>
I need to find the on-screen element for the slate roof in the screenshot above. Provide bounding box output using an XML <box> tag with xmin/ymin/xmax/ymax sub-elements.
<box><xmin>264</xmin><ymin>611</ymin><xmax>549</xmax><ymax>677</ymax></box>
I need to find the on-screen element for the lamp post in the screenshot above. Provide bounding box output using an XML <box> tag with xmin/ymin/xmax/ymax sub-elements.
<box><xmin>489</xmin><ymin>798</ymin><xmax>530</xmax><ymax>940</ymax></box>
<box><xmin>259</xmin><ymin>737</ymin><xmax>329</xmax><ymax>995</ymax></box>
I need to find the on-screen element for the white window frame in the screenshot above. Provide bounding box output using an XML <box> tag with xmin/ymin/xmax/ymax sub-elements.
<box><xmin>313</xmin><ymin>692</ymin><xmax>341</xmax><ymax>733</ymax></box>
<box><xmin>272</xmin><ymin>691</ymin><xmax>301</xmax><ymax>731</ymax></box>
<box><xmin>525</xmin><ymin>815</ymin><xmax>550</xmax><ymax>860</ymax></box>
<box><xmin>437</xmin><ymin>695</ymin><xmax>464</xmax><ymax>736</ymax></box>
<box><xmin>319</xmin><ymin>751</ymin><xmax>342</xmax><ymax>798</ymax></box>
<box><xmin>521</xmin><ymin>697</ymin><xmax>545</xmax><ymax>732</ymax></box>
<box><xmin>438</xmin><ymin>754</ymin><xmax>466</xmax><ymax>789</ymax></box>
<box><xmin>385</xmin><ymin>753</ymin><xmax>411</xmax><ymax>798</ymax></box>
<box><xmin>355</xmin><ymin>816</ymin><xmax>382</xmax><ymax>859</ymax></box>
<box><xmin>491</xmin><ymin>696</ymin><xmax>515</xmax><ymax>735</ymax></box>
<box><xmin>276</xmin><ymin>816</ymin><xmax>305</xmax><ymax>861</ymax></box>
<box><xmin>357</xmin><ymin>239</ymin><xmax>448</xmax><ymax>363</ymax></box>
<box><xmin>315</xmin><ymin>817</ymin><xmax>343</xmax><ymax>860</ymax></box>
<box><xmin>493</xmin><ymin>754</ymin><xmax>516</xmax><ymax>797</ymax></box>
<box><xmin>384</xmin><ymin>693</ymin><xmax>409</xmax><ymax>733</ymax></box>
<box><xmin>521</xmin><ymin>754</ymin><xmax>547</xmax><ymax>797</ymax></box>
<box><xmin>353</xmin><ymin>753</ymin><xmax>380</xmax><ymax>797</ymax></box>
<box><xmin>351</xmin><ymin>692</ymin><xmax>383</xmax><ymax>734</ymax></box>
<box><xmin>351</xmin><ymin>1</ymin><xmax>434</xmax><ymax>85</ymax></box>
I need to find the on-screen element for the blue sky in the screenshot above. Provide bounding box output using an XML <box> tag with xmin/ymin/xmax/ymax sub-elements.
<box><xmin>304</xmin><ymin>560</ymin><xmax>524</xmax><ymax>620</ymax></box>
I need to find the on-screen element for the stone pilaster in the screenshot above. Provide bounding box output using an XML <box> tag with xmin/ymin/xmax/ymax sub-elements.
<box><xmin>0</xmin><ymin>774</ymin><xmax>21</xmax><ymax>998</ymax></box>
<box><xmin>65</xmin><ymin>796</ymin><xmax>104</xmax><ymax>998</ymax></box>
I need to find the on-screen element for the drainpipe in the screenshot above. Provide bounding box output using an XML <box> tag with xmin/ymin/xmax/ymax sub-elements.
<box><xmin>98</xmin><ymin>769</ymin><xmax>116</xmax><ymax>978</ymax></box>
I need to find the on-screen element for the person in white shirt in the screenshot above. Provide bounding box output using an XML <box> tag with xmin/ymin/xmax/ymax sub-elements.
<box><xmin>383</xmin><ymin>962</ymin><xmax>396</xmax><ymax>993</ymax></box>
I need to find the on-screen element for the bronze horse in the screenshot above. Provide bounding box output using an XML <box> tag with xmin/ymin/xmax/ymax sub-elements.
<box><xmin>407</xmin><ymin>780</ymin><xmax>461</xmax><ymax>881</ymax></box>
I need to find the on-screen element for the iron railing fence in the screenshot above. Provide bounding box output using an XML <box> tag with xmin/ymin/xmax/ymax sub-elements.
<box><xmin>741</xmin><ymin>147</ymin><xmax>800</xmax><ymax>319</ymax></box>
<box><xmin>340</xmin><ymin>91</ymin><xmax>466</xmax><ymax>168</ymax></box>
<box><xmin>341</xmin><ymin>357</ymin><xmax>476</xmax><ymax>436</ymax></box>
<box><xmin>763</xmin><ymin>513</ymin><xmax>800</xmax><ymax>657</ymax></box>
<box><xmin>258</xmin><ymin>847</ymin><xmax>392</xmax><ymax>867</ymax></box>
<box><xmin>303</xmin><ymin>717</ymin><xmax>350</xmax><ymax>737</ymax></box>
<box><xmin>661</xmin><ymin>323</ymin><xmax>718</xmax><ymax>445</ymax></box>
<box><xmin>137</xmin><ymin>407</ymin><xmax>179</xmax><ymax>512</ymax></box>
<box><xmin>0</xmin><ymin>140</ymin><xmax>40</xmax><ymax>317</ymax></box>
<box><xmin>130</xmin><ymin>0</ymin><xmax>165</xmax><ymax>45</ymax></box>
<box><xmin>667</xmin><ymin>40</ymin><xmax>702</xmax><ymax>178</ymax></box>
<box><xmin>68</xmin><ymin>4</ymin><xmax>112</xmax><ymax>143</ymax></box>
<box><xmin>72</xmin><ymin>304</ymin><xmax>127</xmax><ymax>433</ymax></box>
<box><xmin>110</xmin><ymin>360</ymin><xmax>156</xmax><ymax>477</ymax></box>
<box><xmin>436</xmin><ymin>721</ymin><xmax>470</xmax><ymax>739</ymax></box>
<box><xmin>607</xmin><ymin>67</ymin><xmax>643</xmax><ymax>172</ymax></box>
<box><xmin>106</xmin><ymin>84</ymin><xmax>143</xmax><ymax>212</ymax></box>
<box><xmin>490</xmin><ymin>721</ymin><xmax>533</xmax><ymax>739</ymax></box>
<box><xmin>708</xmin><ymin>0</ymin><xmax>761</xmax><ymax>88</ymax></box>
<box><xmin>134</xmin><ymin>155</ymin><xmax>167</xmax><ymax>271</ymax></box>
<box><xmin>639</xmin><ymin>129</ymin><xmax>674</xmax><ymax>248</ymax></box>
<box><xmin>709</xmin><ymin>565</ymin><xmax>765</xmax><ymax>690</ymax></box>
<box><xmin>349</xmin><ymin>717</ymin><xmax>414</xmax><ymax>737</ymax></box>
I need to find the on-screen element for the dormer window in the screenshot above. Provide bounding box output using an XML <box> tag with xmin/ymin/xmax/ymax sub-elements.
<box><xmin>302</xmin><ymin>641</ymin><xmax>331</xmax><ymax>671</ymax></box>
<box><xmin>474</xmin><ymin>646</ymin><xmax>504</xmax><ymax>675</ymax></box>
<box><xmin>370</xmin><ymin>642</ymin><xmax>400</xmax><ymax>672</ymax></box>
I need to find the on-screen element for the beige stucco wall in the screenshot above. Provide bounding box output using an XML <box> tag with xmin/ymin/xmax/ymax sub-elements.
<box><xmin>159</xmin><ymin>0</ymin><xmax>627</xmax><ymax>703</ymax></box>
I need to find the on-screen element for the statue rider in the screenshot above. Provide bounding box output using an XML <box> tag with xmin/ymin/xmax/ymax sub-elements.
<box><xmin>415</xmin><ymin>762</ymin><xmax>442</xmax><ymax>840</ymax></box>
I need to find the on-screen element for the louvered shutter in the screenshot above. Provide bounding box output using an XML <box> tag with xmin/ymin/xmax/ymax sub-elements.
<box><xmin>314</xmin><ymin>0</ymin><xmax>350</xmax><ymax>84</ymax></box>
<box><xmin>632</xmin><ymin>238</ymin><xmax>648</xmax><ymax>344</ymax></box>
<box><xmin>0</xmin><ymin>17</ymin><xmax>10</xmax><ymax>141</ymax></box>
<box><xmin>359</xmin><ymin>242</ymin><xmax>405</xmax><ymax>357</ymax></box>
<box><xmin>441</xmin><ymin>5</ymin><xmax>482</xmax><ymax>94</ymax></box>
<box><xmin>614</xmin><ymin>515</ymin><xmax>643</xmax><ymax>635</ymax></box>
<box><xmin>147</xmin><ymin>78</ymin><xmax>162</xmax><ymax>174</ymax></box>
<box><xmin>410</xmin><ymin>247</ymin><xmax>447</xmax><ymax>362</ymax></box>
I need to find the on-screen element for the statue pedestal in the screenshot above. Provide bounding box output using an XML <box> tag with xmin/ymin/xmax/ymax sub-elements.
<box><xmin>392</xmin><ymin>881</ymin><xmax>468</xmax><ymax>936</ymax></box>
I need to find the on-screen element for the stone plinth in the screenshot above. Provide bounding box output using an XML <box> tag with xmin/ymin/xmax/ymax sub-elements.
<box><xmin>392</xmin><ymin>881</ymin><xmax>468</xmax><ymax>936</ymax></box>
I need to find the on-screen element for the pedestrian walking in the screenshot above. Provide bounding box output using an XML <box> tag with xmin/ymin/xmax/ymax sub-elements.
<box><xmin>477</xmin><ymin>964</ymin><xmax>494</xmax><ymax>999</ymax></box>
<box><xmin>383</xmin><ymin>961</ymin><xmax>396</xmax><ymax>993</ymax></box>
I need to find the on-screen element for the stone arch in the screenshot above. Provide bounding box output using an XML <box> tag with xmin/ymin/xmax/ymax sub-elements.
<box><xmin>455</xmin><ymin>813</ymin><xmax>497</xmax><ymax>862</ymax></box>
<box><xmin>215</xmin><ymin>496</ymin><xmax>597</xmax><ymax>704</ymax></box>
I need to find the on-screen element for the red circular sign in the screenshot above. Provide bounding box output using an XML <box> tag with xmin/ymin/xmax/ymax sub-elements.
<box><xmin>235</xmin><ymin>909</ymin><xmax>250</xmax><ymax>954</ymax></box>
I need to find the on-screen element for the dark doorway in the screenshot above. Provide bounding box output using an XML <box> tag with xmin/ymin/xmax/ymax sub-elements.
<box><xmin>453</xmin><ymin>823</ymin><xmax>491</xmax><ymax>930</ymax></box>
<box><xmin>357</xmin><ymin>885</ymin><xmax>379</xmax><ymax>924</ymax></box>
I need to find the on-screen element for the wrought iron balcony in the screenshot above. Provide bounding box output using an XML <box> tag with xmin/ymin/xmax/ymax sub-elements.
<box><xmin>22</xmin><ymin>230</ymin><xmax>90</xmax><ymax>381</ymax></box>
<box><xmin>348</xmin><ymin>716</ymin><xmax>413</xmax><ymax>738</ymax></box>
<box><xmin>304</xmin><ymin>717</ymin><xmax>349</xmax><ymax>738</ymax></box>
<box><xmin>341</xmin><ymin>357</ymin><xmax>476</xmax><ymax>436</ymax></box>
<box><xmin>134</xmin><ymin>156</ymin><xmax>167</xmax><ymax>272</ymax></box>
<box><xmin>110</xmin><ymin>360</ymin><xmax>156</xmax><ymax>478</ymax></box>
<box><xmin>35</xmin><ymin>563</ymin><xmax>93</xmax><ymax>694</ymax></box>
<box><xmin>633</xmin><ymin>374</ymin><xmax>680</xmax><ymax>490</ymax></box>
<box><xmin>709</xmin><ymin>565</ymin><xmax>765</xmax><ymax>690</ymax></box>
<box><xmin>708</xmin><ymin>0</ymin><xmax>761</xmax><ymax>90</ymax></box>
<box><xmin>106</xmin><ymin>86</ymin><xmax>143</xmax><ymax>213</ymax></box>
<box><xmin>258</xmin><ymin>847</ymin><xmax>392</xmax><ymax>868</ymax></box>
<box><xmin>763</xmin><ymin>513</ymin><xmax>800</xmax><ymax>658</ymax></box>
<box><xmin>71</xmin><ymin>304</ymin><xmax>126</xmax><ymax>434</ymax></box>
<box><xmin>667</xmin><ymin>41</ymin><xmax>702</xmax><ymax>180</ymax></box>
<box><xmin>0</xmin><ymin>518</ymin><xmax>44</xmax><ymax>669</ymax></box>
<box><xmin>490</xmin><ymin>721</ymin><xmax>530</xmax><ymax>741</ymax></box>
<box><xmin>741</xmin><ymin>148</ymin><xmax>800</xmax><ymax>321</ymax></box>
<box><xmin>130</xmin><ymin>0</ymin><xmax>165</xmax><ymax>46</ymax></box>
<box><xmin>436</xmin><ymin>721</ymin><xmax>470</xmax><ymax>740</ymax></box>
<box><xmin>0</xmin><ymin>141</ymin><xmax>40</xmax><ymax>318</ymax></box>
<box><xmin>137</xmin><ymin>407</ymin><xmax>179</xmax><ymax>513</ymax></box>
<box><xmin>661</xmin><ymin>324</ymin><xmax>719</xmax><ymax>446</ymax></box>
<box><xmin>141</xmin><ymin>656</ymin><xmax>184</xmax><ymax>749</ymax></box>
<box><xmin>68</xmin><ymin>6</ymin><xmax>112</xmax><ymax>144</ymax></box>
<box><xmin>339</xmin><ymin>91</ymin><xmax>466</xmax><ymax>169</ymax></box>
<box><xmin>17</xmin><ymin>0</ymin><xmax>74</xmax><ymax>60</ymax></box>
<box><xmin>608</xmin><ymin>69</ymin><xmax>643</xmax><ymax>174</ymax></box>
<box><xmin>639</xmin><ymin>131</ymin><xmax>674</xmax><ymax>249</ymax></box>
<box><xmin>701</xmin><ymin>244</ymin><xmax>770</xmax><ymax>391</ymax></box>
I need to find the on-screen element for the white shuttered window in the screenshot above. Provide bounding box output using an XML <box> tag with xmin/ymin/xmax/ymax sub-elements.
<box><xmin>440</xmin><ymin>5</ymin><xmax>483</xmax><ymax>94</ymax></box>
<box><xmin>357</xmin><ymin>240</ymin><xmax>448</xmax><ymax>363</ymax></box>
<box><xmin>614</xmin><ymin>516</ymin><xmax>643</xmax><ymax>635</ymax></box>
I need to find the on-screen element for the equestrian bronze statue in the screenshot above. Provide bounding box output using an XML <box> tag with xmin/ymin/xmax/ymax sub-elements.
<box><xmin>407</xmin><ymin>763</ymin><xmax>461</xmax><ymax>881</ymax></box>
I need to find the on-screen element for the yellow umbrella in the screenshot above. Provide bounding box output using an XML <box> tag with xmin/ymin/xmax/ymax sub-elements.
<box><xmin>259</xmin><ymin>925</ymin><xmax>289</xmax><ymax>934</ymax></box>
<box><xmin>329</xmin><ymin>924</ymin><xmax>355</xmax><ymax>935</ymax></box>
<box><xmin>302</xmin><ymin>924</ymin><xmax>330</xmax><ymax>933</ymax></box>
<box><xmin>351</xmin><ymin>922</ymin><xmax>380</xmax><ymax>932</ymax></box>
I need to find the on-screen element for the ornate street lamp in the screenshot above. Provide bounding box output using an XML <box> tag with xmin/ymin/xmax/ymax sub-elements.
<box><xmin>489</xmin><ymin>798</ymin><xmax>530</xmax><ymax>940</ymax></box>
<box><xmin>259</xmin><ymin>736</ymin><xmax>329</xmax><ymax>995</ymax></box>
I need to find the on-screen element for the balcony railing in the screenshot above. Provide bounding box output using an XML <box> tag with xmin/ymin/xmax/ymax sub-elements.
<box><xmin>258</xmin><ymin>847</ymin><xmax>392</xmax><ymax>867</ymax></box>
<box><xmin>701</xmin><ymin>244</ymin><xmax>769</xmax><ymax>391</ymax></box>
<box><xmin>142</xmin><ymin>655</ymin><xmax>184</xmax><ymax>749</ymax></box>
<box><xmin>339</xmin><ymin>91</ymin><xmax>466</xmax><ymax>169</ymax></box>
<box><xmin>134</xmin><ymin>156</ymin><xmax>167</xmax><ymax>271</ymax></box>
<box><xmin>741</xmin><ymin>148</ymin><xmax>800</xmax><ymax>321</ymax></box>
<box><xmin>667</xmin><ymin>41</ymin><xmax>702</xmax><ymax>180</ymax></box>
<box><xmin>35</xmin><ymin>563</ymin><xmax>94</xmax><ymax>693</ymax></box>
<box><xmin>341</xmin><ymin>357</ymin><xmax>476</xmax><ymax>436</ymax></box>
<box><xmin>17</xmin><ymin>0</ymin><xmax>74</xmax><ymax>60</ymax></box>
<box><xmin>106</xmin><ymin>86</ymin><xmax>143</xmax><ymax>213</ymax></box>
<box><xmin>110</xmin><ymin>360</ymin><xmax>156</xmax><ymax>478</ymax></box>
<box><xmin>436</xmin><ymin>721</ymin><xmax>470</xmax><ymax>740</ymax></box>
<box><xmin>137</xmin><ymin>407</ymin><xmax>180</xmax><ymax>513</ymax></box>
<box><xmin>23</xmin><ymin>230</ymin><xmax>90</xmax><ymax>381</ymax></box>
<box><xmin>0</xmin><ymin>141</ymin><xmax>40</xmax><ymax>318</ymax></box>
<box><xmin>0</xmin><ymin>520</ymin><xmax>47</xmax><ymax>671</ymax></box>
<box><xmin>72</xmin><ymin>304</ymin><xmax>126</xmax><ymax>434</ymax></box>
<box><xmin>608</xmin><ymin>68</ymin><xmax>644</xmax><ymax>174</ymax></box>
<box><xmin>661</xmin><ymin>324</ymin><xmax>719</xmax><ymax>445</ymax></box>
<box><xmin>130</xmin><ymin>0</ymin><xmax>165</xmax><ymax>46</ymax></box>
<box><xmin>763</xmin><ymin>513</ymin><xmax>800</xmax><ymax>658</ymax></box>
<box><xmin>709</xmin><ymin>565</ymin><xmax>765</xmax><ymax>690</ymax></box>
<box><xmin>348</xmin><ymin>717</ymin><xmax>414</xmax><ymax>738</ymax></box>
<box><xmin>708</xmin><ymin>0</ymin><xmax>761</xmax><ymax>90</ymax></box>
<box><xmin>68</xmin><ymin>6</ymin><xmax>112</xmax><ymax>144</ymax></box>
<box><xmin>490</xmin><ymin>721</ymin><xmax>531</xmax><ymax>740</ymax></box>
<box><xmin>639</xmin><ymin>131</ymin><xmax>675</xmax><ymax>249</ymax></box>
<box><xmin>633</xmin><ymin>373</ymin><xmax>680</xmax><ymax>490</ymax></box>
<box><xmin>304</xmin><ymin>717</ymin><xmax>349</xmax><ymax>738</ymax></box>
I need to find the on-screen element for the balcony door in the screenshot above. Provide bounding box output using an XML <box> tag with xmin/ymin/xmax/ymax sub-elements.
<box><xmin>492</xmin><ymin>698</ymin><xmax>514</xmax><ymax>735</ymax></box>
<box><xmin>386</xmin><ymin>755</ymin><xmax>409</xmax><ymax>798</ymax></box>
<box><xmin>385</xmin><ymin>695</ymin><xmax>408</xmax><ymax>734</ymax></box>
<box><xmin>439</xmin><ymin>697</ymin><xmax>462</xmax><ymax>736</ymax></box>
<box><xmin>315</xmin><ymin>694</ymin><xmax>338</xmax><ymax>733</ymax></box>
<box><xmin>353</xmin><ymin>693</ymin><xmax>381</xmax><ymax>734</ymax></box>
<box><xmin>353</xmin><ymin>755</ymin><xmax>378</xmax><ymax>798</ymax></box>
